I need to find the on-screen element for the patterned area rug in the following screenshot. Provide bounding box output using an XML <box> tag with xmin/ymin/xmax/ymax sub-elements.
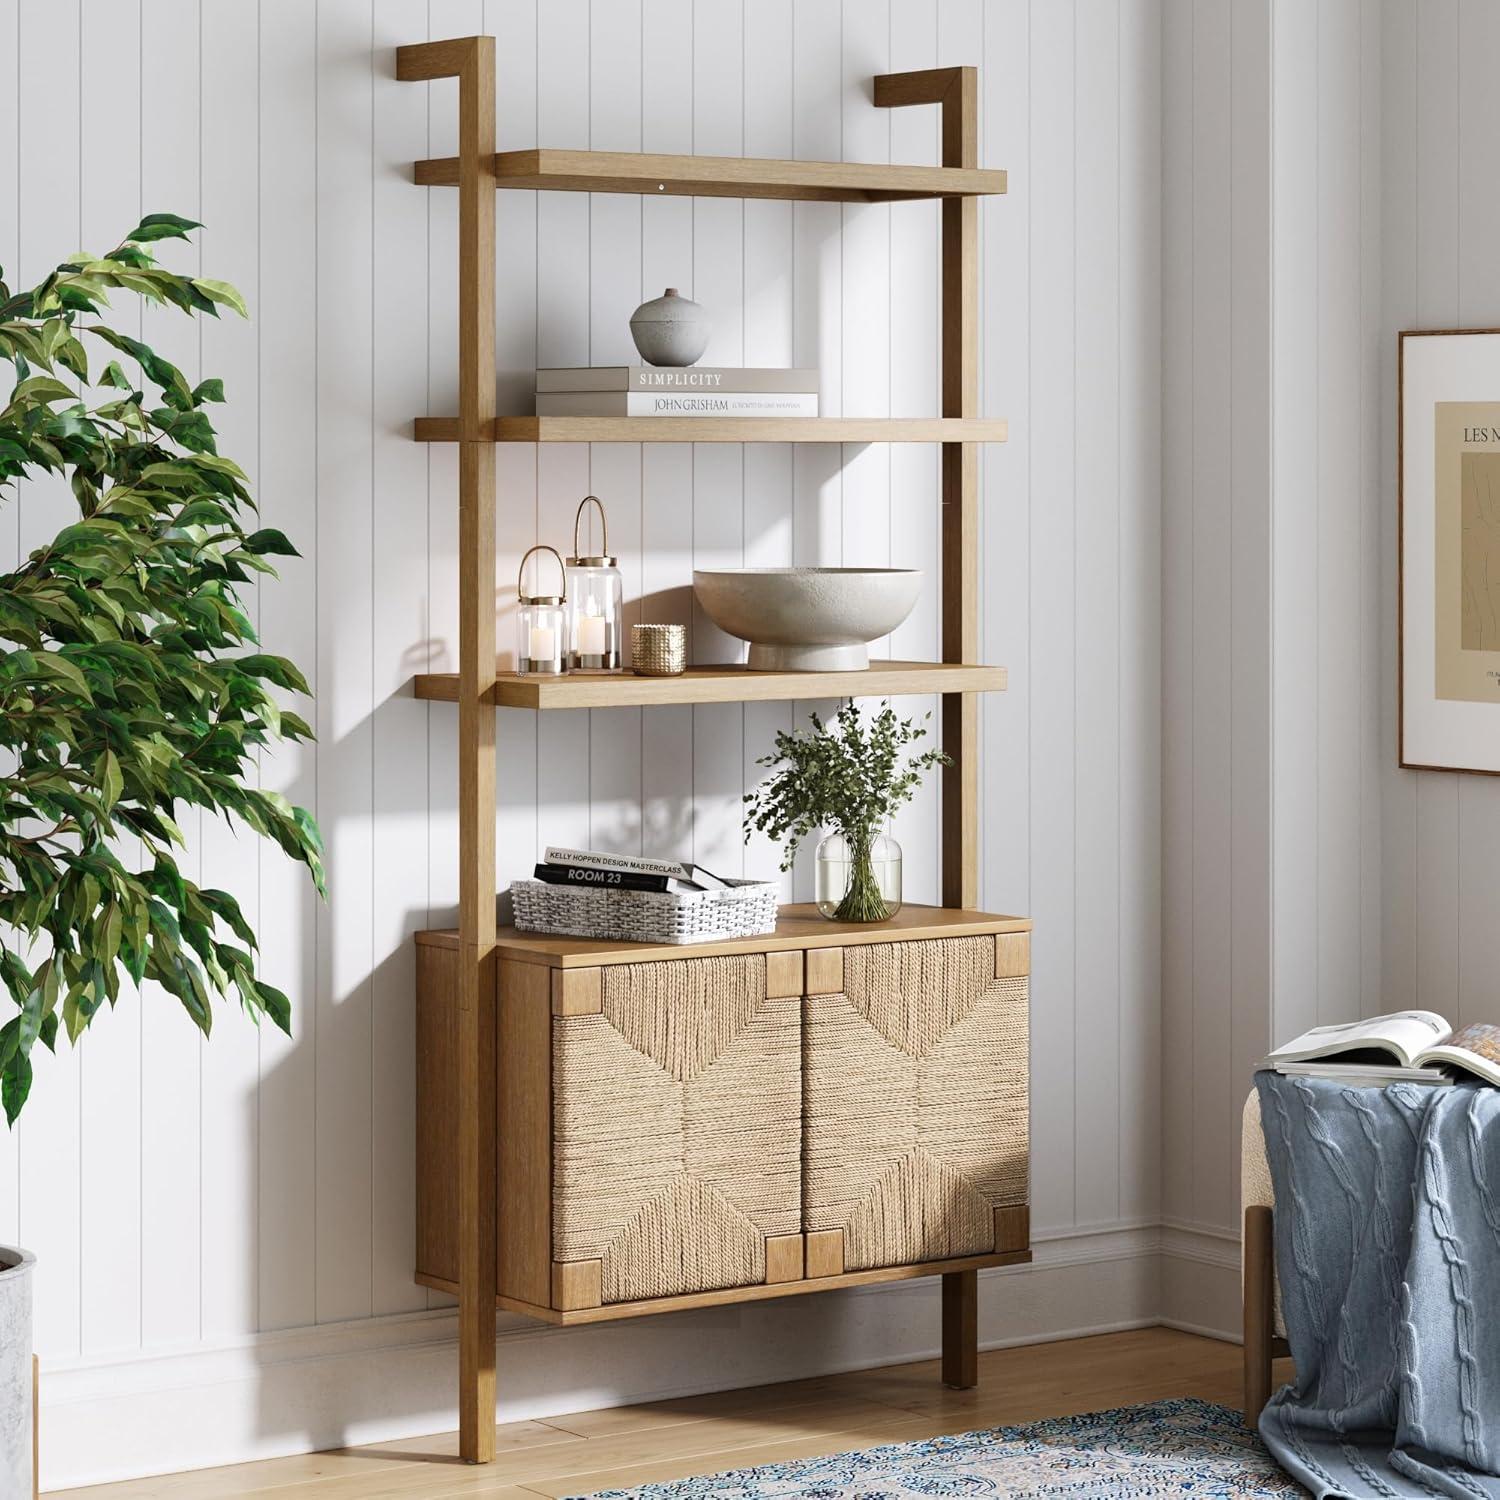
<box><xmin>578</xmin><ymin>1398</ymin><xmax>1307</xmax><ymax>1498</ymax></box>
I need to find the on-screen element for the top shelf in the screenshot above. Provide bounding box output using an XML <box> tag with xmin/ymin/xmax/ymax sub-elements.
<box><xmin>412</xmin><ymin>148</ymin><xmax>1007</xmax><ymax>203</ymax></box>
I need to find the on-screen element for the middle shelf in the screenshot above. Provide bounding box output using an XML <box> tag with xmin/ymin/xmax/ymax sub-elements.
<box><xmin>412</xmin><ymin>659</ymin><xmax>1007</xmax><ymax>709</ymax></box>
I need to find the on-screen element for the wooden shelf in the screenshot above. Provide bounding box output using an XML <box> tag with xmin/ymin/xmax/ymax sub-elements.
<box><xmin>416</xmin><ymin>903</ymin><xmax>1033</xmax><ymax>970</ymax></box>
<box><xmin>411</xmin><ymin>659</ymin><xmax>1006</xmax><ymax>709</ymax></box>
<box><xmin>412</xmin><ymin>415</ymin><xmax>1008</xmax><ymax>444</ymax></box>
<box><xmin>412</xmin><ymin>147</ymin><xmax>1006</xmax><ymax>203</ymax></box>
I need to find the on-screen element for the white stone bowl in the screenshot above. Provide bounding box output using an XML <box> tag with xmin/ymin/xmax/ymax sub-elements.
<box><xmin>692</xmin><ymin>567</ymin><xmax>923</xmax><ymax>671</ymax></box>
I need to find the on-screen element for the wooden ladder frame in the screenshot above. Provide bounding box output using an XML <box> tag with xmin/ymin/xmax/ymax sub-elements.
<box><xmin>397</xmin><ymin>35</ymin><xmax>987</xmax><ymax>1464</ymax></box>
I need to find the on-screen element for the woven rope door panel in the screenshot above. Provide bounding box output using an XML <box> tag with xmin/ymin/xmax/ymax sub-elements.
<box><xmin>552</xmin><ymin>955</ymin><xmax>801</xmax><ymax>1304</ymax></box>
<box><xmin>803</xmin><ymin>937</ymin><xmax>1028</xmax><ymax>1272</ymax></box>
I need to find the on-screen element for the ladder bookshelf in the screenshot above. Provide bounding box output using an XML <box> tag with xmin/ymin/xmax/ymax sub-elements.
<box><xmin>397</xmin><ymin>34</ymin><xmax>1016</xmax><ymax>1465</ymax></box>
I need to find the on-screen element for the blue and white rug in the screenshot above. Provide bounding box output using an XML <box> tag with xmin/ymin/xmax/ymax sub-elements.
<box><xmin>577</xmin><ymin>1398</ymin><xmax>1306</xmax><ymax>1498</ymax></box>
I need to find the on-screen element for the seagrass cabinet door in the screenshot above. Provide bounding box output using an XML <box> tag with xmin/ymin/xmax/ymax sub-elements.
<box><xmin>532</xmin><ymin>952</ymin><xmax>804</xmax><ymax>1311</ymax></box>
<box><xmin>801</xmin><ymin>935</ymin><xmax>1030</xmax><ymax>1274</ymax></box>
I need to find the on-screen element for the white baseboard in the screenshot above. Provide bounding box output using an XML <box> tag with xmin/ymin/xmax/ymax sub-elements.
<box><xmin>1158</xmin><ymin>1219</ymin><xmax>1241</xmax><ymax>1341</ymax></box>
<box><xmin>41</xmin><ymin>1224</ymin><xmax>1165</xmax><ymax>1491</ymax></box>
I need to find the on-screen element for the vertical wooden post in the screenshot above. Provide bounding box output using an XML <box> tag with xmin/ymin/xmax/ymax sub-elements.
<box><xmin>876</xmin><ymin>65</ymin><xmax>983</xmax><ymax>1387</ymax></box>
<box><xmin>398</xmin><ymin>35</ymin><xmax>498</xmax><ymax>1464</ymax></box>
<box><xmin>938</xmin><ymin>67</ymin><xmax>980</xmax><ymax>914</ymax></box>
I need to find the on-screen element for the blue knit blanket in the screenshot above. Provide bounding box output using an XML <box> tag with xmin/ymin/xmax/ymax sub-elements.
<box><xmin>1256</xmin><ymin>1071</ymin><xmax>1500</xmax><ymax>1498</ymax></box>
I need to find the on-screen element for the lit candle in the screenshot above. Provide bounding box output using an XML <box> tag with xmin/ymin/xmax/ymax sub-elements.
<box><xmin>578</xmin><ymin>614</ymin><xmax>607</xmax><ymax>656</ymax></box>
<box><xmin>528</xmin><ymin>624</ymin><xmax>555</xmax><ymax>662</ymax></box>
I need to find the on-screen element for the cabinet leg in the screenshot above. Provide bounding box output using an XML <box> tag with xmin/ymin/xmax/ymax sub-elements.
<box><xmin>941</xmin><ymin>1269</ymin><xmax>978</xmax><ymax>1389</ymax></box>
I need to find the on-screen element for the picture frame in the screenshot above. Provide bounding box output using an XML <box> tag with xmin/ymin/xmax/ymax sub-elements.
<box><xmin>1399</xmin><ymin>327</ymin><xmax>1500</xmax><ymax>775</ymax></box>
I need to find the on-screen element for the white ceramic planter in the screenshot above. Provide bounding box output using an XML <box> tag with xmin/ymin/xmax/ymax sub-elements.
<box><xmin>0</xmin><ymin>1248</ymin><xmax>32</xmax><ymax>1499</ymax></box>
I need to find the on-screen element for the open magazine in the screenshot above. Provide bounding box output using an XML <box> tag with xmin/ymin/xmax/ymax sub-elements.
<box><xmin>1263</xmin><ymin>1010</ymin><xmax>1500</xmax><ymax>1087</ymax></box>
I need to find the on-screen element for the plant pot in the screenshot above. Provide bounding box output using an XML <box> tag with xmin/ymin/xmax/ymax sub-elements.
<box><xmin>815</xmin><ymin>832</ymin><xmax>902</xmax><ymax>922</ymax></box>
<box><xmin>0</xmin><ymin>1247</ymin><xmax>34</xmax><ymax>1497</ymax></box>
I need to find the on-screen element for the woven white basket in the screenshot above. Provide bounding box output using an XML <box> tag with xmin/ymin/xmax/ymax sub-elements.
<box><xmin>510</xmin><ymin>876</ymin><xmax>779</xmax><ymax>945</ymax></box>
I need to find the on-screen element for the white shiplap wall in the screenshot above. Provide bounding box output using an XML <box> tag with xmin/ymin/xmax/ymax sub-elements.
<box><xmin>0</xmin><ymin>0</ymin><xmax>1163</xmax><ymax>1484</ymax></box>
<box><xmin>1160</xmin><ymin>0</ymin><xmax>1383</xmax><ymax>1332</ymax></box>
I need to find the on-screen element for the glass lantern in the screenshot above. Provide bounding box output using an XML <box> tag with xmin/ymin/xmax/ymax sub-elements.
<box><xmin>516</xmin><ymin>544</ymin><xmax>567</xmax><ymax>676</ymax></box>
<box><xmin>564</xmin><ymin>494</ymin><xmax>624</xmax><ymax>672</ymax></box>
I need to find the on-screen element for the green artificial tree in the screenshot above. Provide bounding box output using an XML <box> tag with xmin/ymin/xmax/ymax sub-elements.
<box><xmin>0</xmin><ymin>214</ymin><xmax>324</xmax><ymax>1122</ymax></box>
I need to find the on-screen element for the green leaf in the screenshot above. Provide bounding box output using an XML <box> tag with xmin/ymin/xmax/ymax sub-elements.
<box><xmin>123</xmin><ymin>213</ymin><xmax>202</xmax><ymax>244</ymax></box>
<box><xmin>192</xmin><ymin>279</ymin><xmax>247</xmax><ymax>318</ymax></box>
<box><xmin>2</xmin><ymin>1047</ymin><xmax>32</xmax><ymax>1126</ymax></box>
<box><xmin>98</xmin><ymin>749</ymin><xmax>123</xmax><ymax>810</ymax></box>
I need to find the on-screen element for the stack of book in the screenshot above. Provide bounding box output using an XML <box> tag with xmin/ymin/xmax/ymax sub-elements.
<box><xmin>1262</xmin><ymin>1009</ymin><xmax>1500</xmax><ymax>1088</ymax></box>
<box><xmin>533</xmin><ymin>845</ymin><xmax>730</xmax><ymax>895</ymax></box>
<box><xmin>535</xmin><ymin>366</ymin><xmax>819</xmax><ymax>419</ymax></box>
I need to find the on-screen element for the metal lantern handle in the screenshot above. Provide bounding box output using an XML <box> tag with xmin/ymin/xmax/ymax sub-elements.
<box><xmin>517</xmin><ymin>543</ymin><xmax>567</xmax><ymax>602</ymax></box>
<box><xmin>572</xmin><ymin>494</ymin><xmax>609</xmax><ymax>559</ymax></box>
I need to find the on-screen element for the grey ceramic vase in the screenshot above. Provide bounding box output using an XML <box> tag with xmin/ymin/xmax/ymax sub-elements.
<box><xmin>629</xmin><ymin>288</ymin><xmax>710</xmax><ymax>367</ymax></box>
<box><xmin>0</xmin><ymin>1248</ymin><xmax>33</xmax><ymax>1497</ymax></box>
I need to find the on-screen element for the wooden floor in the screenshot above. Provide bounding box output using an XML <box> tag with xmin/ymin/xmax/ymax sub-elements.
<box><xmin>67</xmin><ymin>1329</ymin><xmax>1288</xmax><ymax>1500</ymax></box>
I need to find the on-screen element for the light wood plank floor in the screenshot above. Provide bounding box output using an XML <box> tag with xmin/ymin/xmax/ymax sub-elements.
<box><xmin>66</xmin><ymin>1329</ymin><xmax>1287</xmax><ymax>1500</ymax></box>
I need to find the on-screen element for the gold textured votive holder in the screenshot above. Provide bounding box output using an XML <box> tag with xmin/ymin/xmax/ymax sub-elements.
<box><xmin>631</xmin><ymin>623</ymin><xmax>687</xmax><ymax>676</ymax></box>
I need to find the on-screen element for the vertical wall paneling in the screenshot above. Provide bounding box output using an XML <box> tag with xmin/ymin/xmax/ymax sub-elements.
<box><xmin>423</xmin><ymin>0</ymin><xmax>477</xmax><ymax>940</ymax></box>
<box><xmin>314</xmin><ymin>0</ymin><xmax>376</xmax><ymax>1329</ymax></box>
<box><xmin>492</xmin><ymin>0</ymin><xmax>540</xmax><ymax>915</ymax></box>
<box><xmin>1313</xmin><ymin>1</ymin><xmax>1363</xmax><ymax>1031</ymax></box>
<box><xmin>690</xmin><ymin>0</ymin><xmax>748</xmax><ymax>879</ymax></box>
<box><xmin>1358</xmin><ymin>4</ymin><xmax>1382</xmax><ymax>1020</ymax></box>
<box><xmin>199</xmin><ymin>0</ymin><xmax>263</xmax><ymax>1343</ymax></box>
<box><xmin>741</xmin><ymin>0</ymin><xmax>797</xmax><ymax>896</ymax></box>
<box><xmin>639</xmin><ymin>0</ymin><xmax>695</xmax><ymax>869</ymax></box>
<box><xmin>1379</xmin><ymin>0</ymin><xmax>1418</xmax><ymax>1013</ymax></box>
<box><xmin>0</xmin><ymin>0</ymin><xmax>21</xmax><ymax>1258</ymax></box>
<box><xmin>16</xmin><ymin>0</ymin><xmax>85</xmax><ymax>1362</ymax></box>
<box><xmin>1159</xmin><ymin>0</ymin><xmax>1194</xmax><ymax>1230</ymax></box>
<box><xmin>370</xmin><ymin>0</ymin><xmax>434</xmax><ymax>1321</ymax></box>
<box><xmin>1162</xmin><ymin>0</ymin><xmax>1383</xmax><ymax>1268</ymax></box>
<box><xmin>585</xmin><ymin>0</ymin><xmax>644</xmax><ymax>859</ymax></box>
<box><xmin>1452</xmin><ymin>0</ymin><xmax>1500</xmax><ymax>1027</ymax></box>
<box><xmin>77</xmin><ymin>0</ymin><xmax>145</xmax><ymax>1358</ymax></box>
<box><xmin>1187</xmin><ymin>0</ymin><xmax>1233</xmax><ymax>1233</ymax></box>
<box><xmin>1412</xmin><ymin>1</ymin><xmax>1461</xmax><ymax>1015</ymax></box>
<box><xmin>137</xmin><ymin>0</ymin><xmax>203</xmax><ymax>1353</ymax></box>
<box><xmin>890</xmin><ymin>0</ymin><xmax>941</xmax><ymax>909</ymax></box>
<box><xmin>1225</xmin><ymin>0</ymin><xmax>1271</xmax><ymax>1230</ymax></box>
<box><xmin>1072</xmin><ymin>0</ymin><xmax>1123</xmax><ymax>1227</ymax></box>
<box><xmin>1026</xmin><ymin>0</ymin><xmax>1076</xmax><ymax>1233</ymax></box>
<box><xmin>256</xmin><ymin>0</ymin><xmax>320</xmax><ymax>1335</ymax></box>
<box><xmin>1116</xmin><ymin>0</ymin><xmax>1163</xmax><ymax>1227</ymax></box>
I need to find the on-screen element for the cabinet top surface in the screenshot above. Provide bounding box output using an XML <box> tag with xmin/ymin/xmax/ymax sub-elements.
<box><xmin>416</xmin><ymin>903</ymin><xmax>1030</xmax><ymax>968</ymax></box>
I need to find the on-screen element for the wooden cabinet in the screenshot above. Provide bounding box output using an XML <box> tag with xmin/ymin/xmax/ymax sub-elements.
<box><xmin>415</xmin><ymin>908</ymin><xmax>1031</xmax><ymax>1325</ymax></box>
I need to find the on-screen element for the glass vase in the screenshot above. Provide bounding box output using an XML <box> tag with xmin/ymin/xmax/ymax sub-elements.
<box><xmin>815</xmin><ymin>831</ymin><xmax>902</xmax><ymax>922</ymax></box>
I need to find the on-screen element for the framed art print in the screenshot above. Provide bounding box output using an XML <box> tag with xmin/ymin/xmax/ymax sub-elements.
<box><xmin>1400</xmin><ymin>328</ymin><xmax>1500</xmax><ymax>774</ymax></box>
